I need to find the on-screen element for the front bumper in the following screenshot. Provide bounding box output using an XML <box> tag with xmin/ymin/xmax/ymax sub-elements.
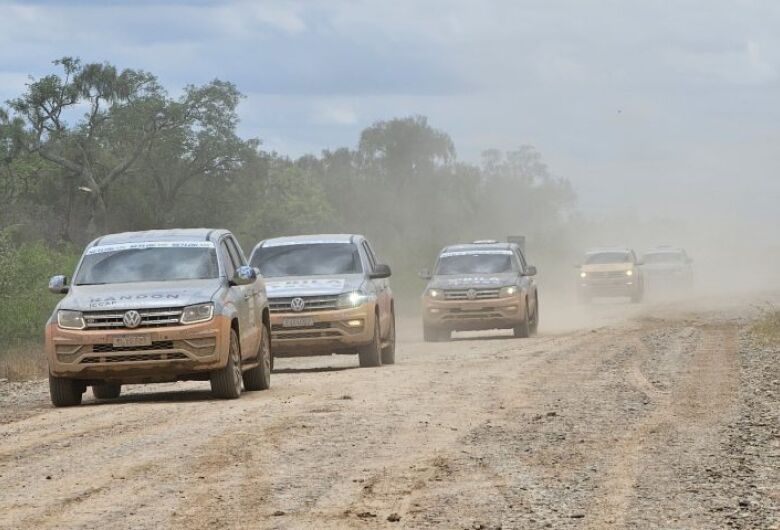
<box><xmin>422</xmin><ymin>296</ymin><xmax>525</xmax><ymax>331</ymax></box>
<box><xmin>46</xmin><ymin>315</ymin><xmax>231</xmax><ymax>382</ymax></box>
<box><xmin>270</xmin><ymin>304</ymin><xmax>376</xmax><ymax>355</ymax></box>
<box><xmin>578</xmin><ymin>278</ymin><xmax>640</xmax><ymax>297</ymax></box>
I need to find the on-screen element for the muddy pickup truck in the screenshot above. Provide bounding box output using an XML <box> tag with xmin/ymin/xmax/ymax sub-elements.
<box><xmin>249</xmin><ymin>234</ymin><xmax>395</xmax><ymax>368</ymax></box>
<box><xmin>577</xmin><ymin>247</ymin><xmax>644</xmax><ymax>303</ymax></box>
<box><xmin>45</xmin><ymin>229</ymin><xmax>271</xmax><ymax>406</ymax></box>
<box><xmin>420</xmin><ymin>241</ymin><xmax>539</xmax><ymax>341</ymax></box>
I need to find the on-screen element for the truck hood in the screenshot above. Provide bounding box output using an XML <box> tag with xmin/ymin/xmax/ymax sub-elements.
<box><xmin>61</xmin><ymin>279</ymin><xmax>222</xmax><ymax>311</ymax></box>
<box><xmin>429</xmin><ymin>273</ymin><xmax>517</xmax><ymax>289</ymax></box>
<box><xmin>264</xmin><ymin>275</ymin><xmax>365</xmax><ymax>298</ymax></box>
<box><xmin>581</xmin><ymin>263</ymin><xmax>634</xmax><ymax>273</ymax></box>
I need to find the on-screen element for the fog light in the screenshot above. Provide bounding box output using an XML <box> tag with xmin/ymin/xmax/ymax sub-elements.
<box><xmin>429</xmin><ymin>308</ymin><xmax>441</xmax><ymax>314</ymax></box>
<box><xmin>505</xmin><ymin>305</ymin><xmax>518</xmax><ymax>311</ymax></box>
<box><xmin>346</xmin><ymin>319</ymin><xmax>363</xmax><ymax>328</ymax></box>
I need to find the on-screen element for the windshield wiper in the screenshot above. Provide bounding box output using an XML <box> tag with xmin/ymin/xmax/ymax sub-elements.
<box><xmin>75</xmin><ymin>282</ymin><xmax>107</xmax><ymax>286</ymax></box>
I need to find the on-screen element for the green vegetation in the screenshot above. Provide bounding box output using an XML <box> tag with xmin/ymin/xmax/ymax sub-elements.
<box><xmin>0</xmin><ymin>57</ymin><xmax>576</xmax><ymax>351</ymax></box>
<box><xmin>752</xmin><ymin>307</ymin><xmax>780</xmax><ymax>345</ymax></box>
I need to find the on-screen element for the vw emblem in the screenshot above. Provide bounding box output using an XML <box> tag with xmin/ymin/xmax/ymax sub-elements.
<box><xmin>123</xmin><ymin>310</ymin><xmax>142</xmax><ymax>329</ymax></box>
<box><xmin>466</xmin><ymin>288</ymin><xmax>478</xmax><ymax>300</ymax></box>
<box><xmin>290</xmin><ymin>297</ymin><xmax>306</xmax><ymax>312</ymax></box>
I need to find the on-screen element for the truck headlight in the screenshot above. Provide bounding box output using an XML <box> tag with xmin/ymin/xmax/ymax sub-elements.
<box><xmin>337</xmin><ymin>291</ymin><xmax>372</xmax><ymax>308</ymax></box>
<box><xmin>57</xmin><ymin>310</ymin><xmax>85</xmax><ymax>330</ymax></box>
<box><xmin>180</xmin><ymin>303</ymin><xmax>214</xmax><ymax>324</ymax></box>
<box><xmin>426</xmin><ymin>288</ymin><xmax>443</xmax><ymax>299</ymax></box>
<box><xmin>499</xmin><ymin>286</ymin><xmax>519</xmax><ymax>298</ymax></box>
<box><xmin>580</xmin><ymin>271</ymin><xmax>587</xmax><ymax>278</ymax></box>
<box><xmin>625</xmin><ymin>270</ymin><xmax>633</xmax><ymax>276</ymax></box>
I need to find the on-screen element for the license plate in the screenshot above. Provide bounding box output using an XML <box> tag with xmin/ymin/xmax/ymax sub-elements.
<box><xmin>112</xmin><ymin>335</ymin><xmax>152</xmax><ymax>348</ymax></box>
<box><xmin>282</xmin><ymin>318</ymin><xmax>315</xmax><ymax>328</ymax></box>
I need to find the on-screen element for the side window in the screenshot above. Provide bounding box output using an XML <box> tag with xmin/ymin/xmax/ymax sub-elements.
<box><xmin>225</xmin><ymin>237</ymin><xmax>246</xmax><ymax>267</ymax></box>
<box><xmin>362</xmin><ymin>241</ymin><xmax>377</xmax><ymax>271</ymax></box>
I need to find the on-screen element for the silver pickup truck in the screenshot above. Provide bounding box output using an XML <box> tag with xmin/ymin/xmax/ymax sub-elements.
<box><xmin>45</xmin><ymin>229</ymin><xmax>271</xmax><ymax>406</ymax></box>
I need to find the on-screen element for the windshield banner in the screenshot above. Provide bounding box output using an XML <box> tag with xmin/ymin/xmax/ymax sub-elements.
<box><xmin>86</xmin><ymin>241</ymin><xmax>215</xmax><ymax>255</ymax></box>
<box><xmin>440</xmin><ymin>250</ymin><xmax>513</xmax><ymax>257</ymax></box>
<box><xmin>265</xmin><ymin>278</ymin><xmax>346</xmax><ymax>295</ymax></box>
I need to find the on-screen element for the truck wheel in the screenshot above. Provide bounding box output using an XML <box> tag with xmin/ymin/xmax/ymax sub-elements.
<box><xmin>423</xmin><ymin>324</ymin><xmax>449</xmax><ymax>342</ymax></box>
<box><xmin>359</xmin><ymin>318</ymin><xmax>382</xmax><ymax>367</ymax></box>
<box><xmin>243</xmin><ymin>326</ymin><xmax>271</xmax><ymax>391</ymax></box>
<box><xmin>631</xmin><ymin>289</ymin><xmax>644</xmax><ymax>304</ymax></box>
<box><xmin>513</xmin><ymin>302</ymin><xmax>531</xmax><ymax>338</ymax></box>
<box><xmin>381</xmin><ymin>312</ymin><xmax>396</xmax><ymax>365</ymax></box>
<box><xmin>93</xmin><ymin>383</ymin><xmax>121</xmax><ymax>399</ymax></box>
<box><xmin>530</xmin><ymin>297</ymin><xmax>539</xmax><ymax>336</ymax></box>
<box><xmin>49</xmin><ymin>374</ymin><xmax>83</xmax><ymax>407</ymax></box>
<box><xmin>210</xmin><ymin>328</ymin><xmax>243</xmax><ymax>399</ymax></box>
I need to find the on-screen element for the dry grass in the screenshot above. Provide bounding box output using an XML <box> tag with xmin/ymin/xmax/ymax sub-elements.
<box><xmin>0</xmin><ymin>341</ymin><xmax>47</xmax><ymax>381</ymax></box>
<box><xmin>751</xmin><ymin>307</ymin><xmax>780</xmax><ymax>346</ymax></box>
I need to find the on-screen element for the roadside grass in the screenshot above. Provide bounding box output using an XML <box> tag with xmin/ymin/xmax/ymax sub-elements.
<box><xmin>751</xmin><ymin>306</ymin><xmax>780</xmax><ymax>346</ymax></box>
<box><xmin>0</xmin><ymin>341</ymin><xmax>47</xmax><ymax>381</ymax></box>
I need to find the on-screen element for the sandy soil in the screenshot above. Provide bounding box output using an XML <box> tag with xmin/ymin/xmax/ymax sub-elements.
<box><xmin>0</xmin><ymin>294</ymin><xmax>777</xmax><ymax>529</ymax></box>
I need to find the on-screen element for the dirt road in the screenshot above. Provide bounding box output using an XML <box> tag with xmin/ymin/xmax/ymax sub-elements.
<box><xmin>0</xmin><ymin>295</ymin><xmax>778</xmax><ymax>529</ymax></box>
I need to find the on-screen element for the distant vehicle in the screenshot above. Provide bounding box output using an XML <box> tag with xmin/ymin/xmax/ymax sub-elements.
<box><xmin>249</xmin><ymin>234</ymin><xmax>395</xmax><ymax>368</ymax></box>
<box><xmin>420</xmin><ymin>241</ymin><xmax>539</xmax><ymax>341</ymax></box>
<box><xmin>45</xmin><ymin>229</ymin><xmax>271</xmax><ymax>407</ymax></box>
<box><xmin>641</xmin><ymin>247</ymin><xmax>693</xmax><ymax>290</ymax></box>
<box><xmin>577</xmin><ymin>247</ymin><xmax>644</xmax><ymax>303</ymax></box>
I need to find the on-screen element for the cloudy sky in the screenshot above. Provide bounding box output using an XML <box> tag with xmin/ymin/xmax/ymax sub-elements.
<box><xmin>1</xmin><ymin>0</ymin><xmax>779</xmax><ymax>226</ymax></box>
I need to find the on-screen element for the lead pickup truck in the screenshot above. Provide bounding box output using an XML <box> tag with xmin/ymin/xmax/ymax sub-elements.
<box><xmin>45</xmin><ymin>228</ymin><xmax>270</xmax><ymax>406</ymax></box>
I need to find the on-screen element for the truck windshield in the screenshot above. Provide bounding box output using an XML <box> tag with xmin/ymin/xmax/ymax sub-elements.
<box><xmin>585</xmin><ymin>252</ymin><xmax>631</xmax><ymax>264</ymax></box>
<box><xmin>251</xmin><ymin>243</ymin><xmax>363</xmax><ymax>277</ymax></box>
<box><xmin>435</xmin><ymin>253</ymin><xmax>515</xmax><ymax>275</ymax></box>
<box><xmin>75</xmin><ymin>245</ymin><xmax>219</xmax><ymax>285</ymax></box>
<box><xmin>643</xmin><ymin>252</ymin><xmax>683</xmax><ymax>264</ymax></box>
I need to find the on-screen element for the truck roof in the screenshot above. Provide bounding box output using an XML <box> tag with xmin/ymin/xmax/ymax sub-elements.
<box><xmin>258</xmin><ymin>234</ymin><xmax>363</xmax><ymax>248</ymax></box>
<box><xmin>585</xmin><ymin>247</ymin><xmax>633</xmax><ymax>254</ymax></box>
<box><xmin>442</xmin><ymin>242</ymin><xmax>515</xmax><ymax>253</ymax></box>
<box><xmin>91</xmin><ymin>228</ymin><xmax>229</xmax><ymax>247</ymax></box>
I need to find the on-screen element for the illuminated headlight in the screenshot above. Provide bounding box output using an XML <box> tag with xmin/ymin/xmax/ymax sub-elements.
<box><xmin>499</xmin><ymin>286</ymin><xmax>519</xmax><ymax>298</ymax></box>
<box><xmin>625</xmin><ymin>270</ymin><xmax>634</xmax><ymax>276</ymax></box>
<box><xmin>426</xmin><ymin>288</ymin><xmax>443</xmax><ymax>299</ymax></box>
<box><xmin>180</xmin><ymin>303</ymin><xmax>214</xmax><ymax>324</ymax></box>
<box><xmin>57</xmin><ymin>310</ymin><xmax>85</xmax><ymax>330</ymax></box>
<box><xmin>580</xmin><ymin>271</ymin><xmax>587</xmax><ymax>278</ymax></box>
<box><xmin>337</xmin><ymin>291</ymin><xmax>372</xmax><ymax>308</ymax></box>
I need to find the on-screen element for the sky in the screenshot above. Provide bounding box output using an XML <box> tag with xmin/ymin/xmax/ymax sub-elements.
<box><xmin>1</xmin><ymin>0</ymin><xmax>779</xmax><ymax>230</ymax></box>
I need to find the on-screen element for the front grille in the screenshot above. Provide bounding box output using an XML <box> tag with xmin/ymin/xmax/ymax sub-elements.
<box><xmin>269</xmin><ymin>296</ymin><xmax>339</xmax><ymax>313</ymax></box>
<box><xmin>80</xmin><ymin>351</ymin><xmax>188</xmax><ymax>364</ymax></box>
<box><xmin>587</xmin><ymin>271</ymin><xmax>628</xmax><ymax>280</ymax></box>
<box><xmin>271</xmin><ymin>322</ymin><xmax>331</xmax><ymax>332</ymax></box>
<box><xmin>273</xmin><ymin>330</ymin><xmax>342</xmax><ymax>340</ymax></box>
<box><xmin>91</xmin><ymin>341</ymin><xmax>175</xmax><ymax>353</ymax></box>
<box><xmin>442</xmin><ymin>308</ymin><xmax>504</xmax><ymax>320</ymax></box>
<box><xmin>83</xmin><ymin>308</ymin><xmax>184</xmax><ymax>329</ymax></box>
<box><xmin>444</xmin><ymin>288</ymin><xmax>501</xmax><ymax>300</ymax></box>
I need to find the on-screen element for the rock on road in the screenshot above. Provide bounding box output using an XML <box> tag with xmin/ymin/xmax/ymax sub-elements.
<box><xmin>0</xmin><ymin>295</ymin><xmax>778</xmax><ymax>529</ymax></box>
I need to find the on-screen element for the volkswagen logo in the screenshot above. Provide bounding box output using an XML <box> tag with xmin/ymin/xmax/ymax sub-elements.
<box><xmin>466</xmin><ymin>288</ymin><xmax>478</xmax><ymax>300</ymax></box>
<box><xmin>290</xmin><ymin>297</ymin><xmax>306</xmax><ymax>312</ymax></box>
<box><xmin>123</xmin><ymin>310</ymin><xmax>142</xmax><ymax>329</ymax></box>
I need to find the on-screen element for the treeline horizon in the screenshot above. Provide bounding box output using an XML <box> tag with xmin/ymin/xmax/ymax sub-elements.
<box><xmin>0</xmin><ymin>57</ymin><xmax>577</xmax><ymax>342</ymax></box>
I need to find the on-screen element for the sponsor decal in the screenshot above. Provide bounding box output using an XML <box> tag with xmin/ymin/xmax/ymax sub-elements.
<box><xmin>443</xmin><ymin>276</ymin><xmax>504</xmax><ymax>286</ymax></box>
<box><xmin>86</xmin><ymin>241</ymin><xmax>215</xmax><ymax>255</ymax></box>
<box><xmin>266</xmin><ymin>278</ymin><xmax>345</xmax><ymax>295</ymax></box>
<box><xmin>88</xmin><ymin>293</ymin><xmax>181</xmax><ymax>308</ymax></box>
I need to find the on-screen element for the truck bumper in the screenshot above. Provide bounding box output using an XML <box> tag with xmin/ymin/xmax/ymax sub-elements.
<box><xmin>270</xmin><ymin>304</ymin><xmax>376</xmax><ymax>356</ymax></box>
<box><xmin>422</xmin><ymin>296</ymin><xmax>526</xmax><ymax>331</ymax></box>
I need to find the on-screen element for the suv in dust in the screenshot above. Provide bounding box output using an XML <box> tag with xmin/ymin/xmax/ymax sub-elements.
<box><xmin>249</xmin><ymin>234</ymin><xmax>395</xmax><ymax>368</ymax></box>
<box><xmin>641</xmin><ymin>247</ymin><xmax>693</xmax><ymax>290</ymax></box>
<box><xmin>577</xmin><ymin>247</ymin><xmax>644</xmax><ymax>303</ymax></box>
<box><xmin>46</xmin><ymin>229</ymin><xmax>271</xmax><ymax>407</ymax></box>
<box><xmin>420</xmin><ymin>241</ymin><xmax>539</xmax><ymax>341</ymax></box>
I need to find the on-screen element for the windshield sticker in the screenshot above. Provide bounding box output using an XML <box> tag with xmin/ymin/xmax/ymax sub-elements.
<box><xmin>86</xmin><ymin>241</ymin><xmax>215</xmax><ymax>255</ymax></box>
<box><xmin>440</xmin><ymin>250</ymin><xmax>513</xmax><ymax>257</ymax></box>
<box><xmin>443</xmin><ymin>277</ymin><xmax>504</xmax><ymax>286</ymax></box>
<box><xmin>262</xmin><ymin>239</ymin><xmax>351</xmax><ymax>248</ymax></box>
<box><xmin>265</xmin><ymin>278</ymin><xmax>346</xmax><ymax>294</ymax></box>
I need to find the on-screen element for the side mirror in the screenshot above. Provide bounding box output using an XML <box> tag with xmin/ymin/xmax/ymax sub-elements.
<box><xmin>418</xmin><ymin>268</ymin><xmax>432</xmax><ymax>280</ymax></box>
<box><xmin>369</xmin><ymin>264</ymin><xmax>392</xmax><ymax>279</ymax></box>
<box><xmin>232</xmin><ymin>265</ymin><xmax>257</xmax><ymax>286</ymax></box>
<box><xmin>253</xmin><ymin>267</ymin><xmax>262</xmax><ymax>277</ymax></box>
<box><xmin>635</xmin><ymin>261</ymin><xmax>644</xmax><ymax>266</ymax></box>
<box><xmin>523</xmin><ymin>265</ymin><xmax>538</xmax><ymax>277</ymax></box>
<box><xmin>49</xmin><ymin>275</ymin><xmax>69</xmax><ymax>294</ymax></box>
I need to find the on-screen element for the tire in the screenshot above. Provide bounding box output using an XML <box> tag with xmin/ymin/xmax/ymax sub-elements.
<box><xmin>358</xmin><ymin>316</ymin><xmax>382</xmax><ymax>367</ymax></box>
<box><xmin>423</xmin><ymin>324</ymin><xmax>449</xmax><ymax>342</ymax></box>
<box><xmin>93</xmin><ymin>383</ymin><xmax>121</xmax><ymax>399</ymax></box>
<box><xmin>49</xmin><ymin>374</ymin><xmax>83</xmax><ymax>407</ymax></box>
<box><xmin>631</xmin><ymin>288</ymin><xmax>644</xmax><ymax>304</ymax></box>
<box><xmin>210</xmin><ymin>328</ymin><xmax>243</xmax><ymax>399</ymax></box>
<box><xmin>578</xmin><ymin>291</ymin><xmax>592</xmax><ymax>305</ymax></box>
<box><xmin>530</xmin><ymin>296</ymin><xmax>539</xmax><ymax>336</ymax></box>
<box><xmin>381</xmin><ymin>312</ymin><xmax>396</xmax><ymax>365</ymax></box>
<box><xmin>513</xmin><ymin>301</ymin><xmax>531</xmax><ymax>338</ymax></box>
<box><xmin>243</xmin><ymin>325</ymin><xmax>271</xmax><ymax>391</ymax></box>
